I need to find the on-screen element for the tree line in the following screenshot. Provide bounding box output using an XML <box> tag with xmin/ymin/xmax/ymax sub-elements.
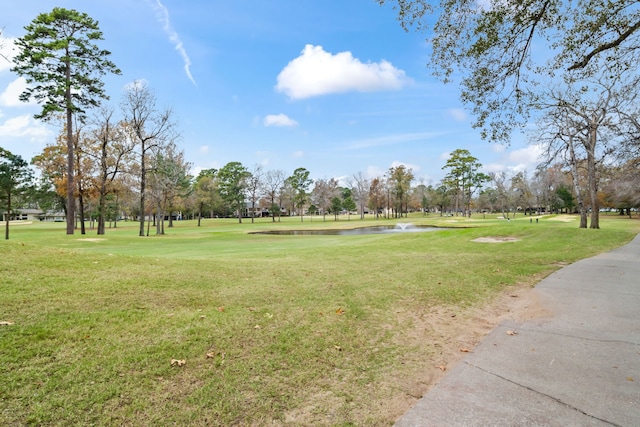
<box><xmin>4</xmin><ymin>4</ymin><xmax>640</xmax><ymax>238</ymax></box>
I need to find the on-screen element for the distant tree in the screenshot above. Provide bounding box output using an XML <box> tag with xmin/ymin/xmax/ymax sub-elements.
<box><xmin>387</xmin><ymin>165</ymin><xmax>414</xmax><ymax>217</ymax></box>
<box><xmin>442</xmin><ymin>149</ymin><xmax>488</xmax><ymax>217</ymax></box>
<box><xmin>218</xmin><ymin>162</ymin><xmax>249</xmax><ymax>223</ymax></box>
<box><xmin>261</xmin><ymin>169</ymin><xmax>286</xmax><ymax>222</ymax></box>
<box><xmin>342</xmin><ymin>195</ymin><xmax>356</xmax><ymax>220</ymax></box>
<box><xmin>12</xmin><ymin>7</ymin><xmax>120</xmax><ymax>234</ymax></box>
<box><xmin>194</xmin><ymin>168</ymin><xmax>220</xmax><ymax>225</ymax></box>
<box><xmin>368</xmin><ymin>177</ymin><xmax>386</xmax><ymax>219</ymax></box>
<box><xmin>432</xmin><ymin>181</ymin><xmax>452</xmax><ymax>216</ymax></box>
<box><xmin>349</xmin><ymin>172</ymin><xmax>370</xmax><ymax>219</ymax></box>
<box><xmin>0</xmin><ymin>148</ymin><xmax>33</xmax><ymax>240</ymax></box>
<box><xmin>121</xmin><ymin>81</ymin><xmax>176</xmax><ymax>236</ymax></box>
<box><xmin>287</xmin><ymin>168</ymin><xmax>313</xmax><ymax>222</ymax></box>
<box><xmin>412</xmin><ymin>180</ymin><xmax>430</xmax><ymax>215</ymax></box>
<box><xmin>556</xmin><ymin>186</ymin><xmax>575</xmax><ymax>213</ymax></box>
<box><xmin>245</xmin><ymin>164</ymin><xmax>263</xmax><ymax>223</ymax></box>
<box><xmin>330</xmin><ymin>196</ymin><xmax>343</xmax><ymax>221</ymax></box>
<box><xmin>311</xmin><ymin>177</ymin><xmax>339</xmax><ymax>221</ymax></box>
<box><xmin>88</xmin><ymin>107</ymin><xmax>132</xmax><ymax>235</ymax></box>
<box><xmin>148</xmin><ymin>145</ymin><xmax>191</xmax><ymax>234</ymax></box>
<box><xmin>509</xmin><ymin>171</ymin><xmax>533</xmax><ymax>216</ymax></box>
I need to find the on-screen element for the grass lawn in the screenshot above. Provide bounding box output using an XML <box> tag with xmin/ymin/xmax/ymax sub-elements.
<box><xmin>1</xmin><ymin>213</ymin><xmax>638</xmax><ymax>426</ymax></box>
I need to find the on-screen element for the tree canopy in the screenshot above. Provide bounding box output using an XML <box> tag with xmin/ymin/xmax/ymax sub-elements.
<box><xmin>378</xmin><ymin>0</ymin><xmax>640</xmax><ymax>142</ymax></box>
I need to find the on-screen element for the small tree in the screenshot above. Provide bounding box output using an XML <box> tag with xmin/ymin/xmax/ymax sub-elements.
<box><xmin>0</xmin><ymin>148</ymin><xmax>33</xmax><ymax>240</ymax></box>
<box><xmin>330</xmin><ymin>196</ymin><xmax>343</xmax><ymax>221</ymax></box>
<box><xmin>12</xmin><ymin>7</ymin><xmax>120</xmax><ymax>234</ymax></box>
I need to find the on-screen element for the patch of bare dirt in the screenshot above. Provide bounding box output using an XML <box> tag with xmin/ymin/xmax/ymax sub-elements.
<box><xmin>383</xmin><ymin>282</ymin><xmax>552</xmax><ymax>424</ymax></box>
<box><xmin>472</xmin><ymin>236</ymin><xmax>521</xmax><ymax>243</ymax></box>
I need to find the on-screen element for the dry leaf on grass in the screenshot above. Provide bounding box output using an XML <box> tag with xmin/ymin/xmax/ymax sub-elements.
<box><xmin>170</xmin><ymin>359</ymin><xmax>186</xmax><ymax>367</ymax></box>
<box><xmin>335</xmin><ymin>308</ymin><xmax>345</xmax><ymax>315</ymax></box>
<box><xmin>334</xmin><ymin>345</ymin><xmax>342</xmax><ymax>351</ymax></box>
<box><xmin>217</xmin><ymin>306</ymin><xmax>225</xmax><ymax>312</ymax></box>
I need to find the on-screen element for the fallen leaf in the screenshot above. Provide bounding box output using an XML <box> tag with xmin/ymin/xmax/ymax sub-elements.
<box><xmin>199</xmin><ymin>315</ymin><xmax>206</xmax><ymax>319</ymax></box>
<box><xmin>336</xmin><ymin>308</ymin><xmax>345</xmax><ymax>315</ymax></box>
<box><xmin>0</xmin><ymin>321</ymin><xmax>14</xmax><ymax>326</ymax></box>
<box><xmin>206</xmin><ymin>352</ymin><xmax>215</xmax><ymax>359</ymax></box>
<box><xmin>460</xmin><ymin>348</ymin><xmax>473</xmax><ymax>353</ymax></box>
<box><xmin>628</xmin><ymin>377</ymin><xmax>634</xmax><ymax>382</ymax></box>
<box><xmin>170</xmin><ymin>359</ymin><xmax>186</xmax><ymax>367</ymax></box>
<box><xmin>334</xmin><ymin>345</ymin><xmax>342</xmax><ymax>351</ymax></box>
<box><xmin>265</xmin><ymin>313</ymin><xmax>273</xmax><ymax>319</ymax></box>
<box><xmin>437</xmin><ymin>365</ymin><xmax>447</xmax><ymax>372</ymax></box>
<box><xmin>506</xmin><ymin>330</ymin><xmax>518</xmax><ymax>336</ymax></box>
<box><xmin>254</xmin><ymin>325</ymin><xmax>261</xmax><ymax>329</ymax></box>
<box><xmin>217</xmin><ymin>306</ymin><xmax>225</xmax><ymax>312</ymax></box>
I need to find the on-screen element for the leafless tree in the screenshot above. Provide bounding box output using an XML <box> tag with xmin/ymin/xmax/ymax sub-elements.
<box><xmin>121</xmin><ymin>80</ymin><xmax>176</xmax><ymax>236</ymax></box>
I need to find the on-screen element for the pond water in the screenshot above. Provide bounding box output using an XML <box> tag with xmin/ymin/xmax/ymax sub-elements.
<box><xmin>250</xmin><ymin>223</ymin><xmax>447</xmax><ymax>236</ymax></box>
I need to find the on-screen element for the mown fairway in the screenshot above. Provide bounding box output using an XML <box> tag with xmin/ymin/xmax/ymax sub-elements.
<box><xmin>1</xmin><ymin>214</ymin><xmax>638</xmax><ymax>426</ymax></box>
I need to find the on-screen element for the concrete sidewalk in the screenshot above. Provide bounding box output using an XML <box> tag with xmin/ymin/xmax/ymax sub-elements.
<box><xmin>395</xmin><ymin>234</ymin><xmax>640</xmax><ymax>427</ymax></box>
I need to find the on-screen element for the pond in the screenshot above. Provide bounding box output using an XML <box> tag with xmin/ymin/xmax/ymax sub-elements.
<box><xmin>250</xmin><ymin>223</ymin><xmax>447</xmax><ymax>236</ymax></box>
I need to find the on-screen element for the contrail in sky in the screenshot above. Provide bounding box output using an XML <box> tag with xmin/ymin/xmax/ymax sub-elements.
<box><xmin>148</xmin><ymin>0</ymin><xmax>197</xmax><ymax>87</ymax></box>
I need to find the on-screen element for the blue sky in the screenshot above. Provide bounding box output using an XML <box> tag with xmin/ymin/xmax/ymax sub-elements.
<box><xmin>0</xmin><ymin>0</ymin><xmax>541</xmax><ymax>185</ymax></box>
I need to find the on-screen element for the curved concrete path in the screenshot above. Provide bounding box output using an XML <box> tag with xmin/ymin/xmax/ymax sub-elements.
<box><xmin>395</xmin><ymin>234</ymin><xmax>640</xmax><ymax>426</ymax></box>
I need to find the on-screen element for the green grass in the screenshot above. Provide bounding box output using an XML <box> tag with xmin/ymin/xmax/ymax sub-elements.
<box><xmin>1</xmin><ymin>213</ymin><xmax>638</xmax><ymax>425</ymax></box>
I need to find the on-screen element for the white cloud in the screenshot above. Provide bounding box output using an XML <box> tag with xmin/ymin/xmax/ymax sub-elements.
<box><xmin>504</xmin><ymin>144</ymin><xmax>542</xmax><ymax>166</ymax></box>
<box><xmin>147</xmin><ymin>0</ymin><xmax>197</xmax><ymax>86</ymax></box>
<box><xmin>276</xmin><ymin>44</ymin><xmax>411</xmax><ymax>100</ymax></box>
<box><xmin>366</xmin><ymin>165</ymin><xmax>385</xmax><ymax>179</ymax></box>
<box><xmin>447</xmin><ymin>108</ymin><xmax>468</xmax><ymax>122</ymax></box>
<box><xmin>263</xmin><ymin>113</ymin><xmax>298</xmax><ymax>127</ymax></box>
<box><xmin>199</xmin><ymin>145</ymin><xmax>209</xmax><ymax>154</ymax></box>
<box><xmin>390</xmin><ymin>160</ymin><xmax>420</xmax><ymax>173</ymax></box>
<box><xmin>344</xmin><ymin>131</ymin><xmax>441</xmax><ymax>150</ymax></box>
<box><xmin>484</xmin><ymin>145</ymin><xmax>543</xmax><ymax>174</ymax></box>
<box><xmin>124</xmin><ymin>79</ymin><xmax>149</xmax><ymax>91</ymax></box>
<box><xmin>292</xmin><ymin>150</ymin><xmax>304</xmax><ymax>158</ymax></box>
<box><xmin>439</xmin><ymin>151</ymin><xmax>451</xmax><ymax>161</ymax></box>
<box><xmin>0</xmin><ymin>114</ymin><xmax>51</xmax><ymax>140</ymax></box>
<box><xmin>0</xmin><ymin>77</ymin><xmax>32</xmax><ymax>107</ymax></box>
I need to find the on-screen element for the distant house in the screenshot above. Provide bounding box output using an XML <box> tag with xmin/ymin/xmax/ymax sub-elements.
<box><xmin>2</xmin><ymin>208</ymin><xmax>41</xmax><ymax>222</ymax></box>
<box><xmin>2</xmin><ymin>209</ymin><xmax>65</xmax><ymax>222</ymax></box>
